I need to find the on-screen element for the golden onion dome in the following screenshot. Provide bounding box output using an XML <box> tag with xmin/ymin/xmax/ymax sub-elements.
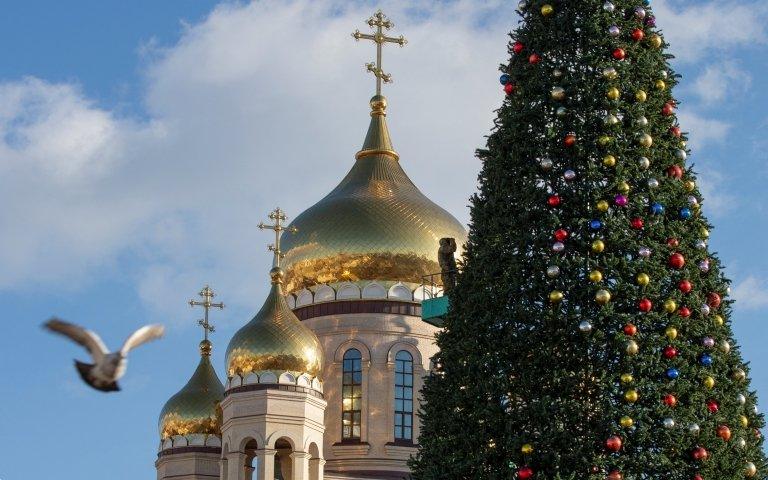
<box><xmin>225</xmin><ymin>267</ymin><xmax>324</xmax><ymax>379</ymax></box>
<box><xmin>158</xmin><ymin>340</ymin><xmax>224</xmax><ymax>439</ymax></box>
<box><xmin>280</xmin><ymin>95</ymin><xmax>467</xmax><ymax>293</ymax></box>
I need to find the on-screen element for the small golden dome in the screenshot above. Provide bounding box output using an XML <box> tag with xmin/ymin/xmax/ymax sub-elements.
<box><xmin>280</xmin><ymin>95</ymin><xmax>467</xmax><ymax>293</ymax></box>
<box><xmin>225</xmin><ymin>276</ymin><xmax>323</xmax><ymax>379</ymax></box>
<box><xmin>158</xmin><ymin>340</ymin><xmax>224</xmax><ymax>439</ymax></box>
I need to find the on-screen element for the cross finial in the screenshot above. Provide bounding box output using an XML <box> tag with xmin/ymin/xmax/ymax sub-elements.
<box><xmin>189</xmin><ymin>285</ymin><xmax>224</xmax><ymax>343</ymax></box>
<box><xmin>352</xmin><ymin>10</ymin><xmax>407</xmax><ymax>96</ymax></box>
<box><xmin>258</xmin><ymin>207</ymin><xmax>298</xmax><ymax>270</ymax></box>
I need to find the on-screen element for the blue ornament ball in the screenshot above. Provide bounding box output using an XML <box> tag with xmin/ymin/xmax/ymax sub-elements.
<box><xmin>680</xmin><ymin>208</ymin><xmax>692</xmax><ymax>220</ymax></box>
<box><xmin>589</xmin><ymin>219</ymin><xmax>603</xmax><ymax>230</ymax></box>
<box><xmin>650</xmin><ymin>203</ymin><xmax>665</xmax><ymax>215</ymax></box>
<box><xmin>700</xmin><ymin>354</ymin><xmax>713</xmax><ymax>367</ymax></box>
<box><xmin>666</xmin><ymin>368</ymin><xmax>680</xmax><ymax>380</ymax></box>
<box><xmin>500</xmin><ymin>74</ymin><xmax>511</xmax><ymax>85</ymax></box>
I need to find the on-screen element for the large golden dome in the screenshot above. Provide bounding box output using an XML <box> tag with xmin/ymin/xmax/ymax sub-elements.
<box><xmin>281</xmin><ymin>95</ymin><xmax>467</xmax><ymax>293</ymax></box>
<box><xmin>226</xmin><ymin>268</ymin><xmax>324</xmax><ymax>378</ymax></box>
<box><xmin>158</xmin><ymin>340</ymin><xmax>224</xmax><ymax>439</ymax></box>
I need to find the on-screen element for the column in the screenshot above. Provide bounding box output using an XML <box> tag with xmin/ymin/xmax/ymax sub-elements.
<box><xmin>226</xmin><ymin>452</ymin><xmax>247</xmax><ymax>480</ymax></box>
<box><xmin>308</xmin><ymin>458</ymin><xmax>325</xmax><ymax>480</ymax></box>
<box><xmin>290</xmin><ymin>452</ymin><xmax>312</xmax><ymax>480</ymax></box>
<box><xmin>254</xmin><ymin>449</ymin><xmax>276</xmax><ymax>480</ymax></box>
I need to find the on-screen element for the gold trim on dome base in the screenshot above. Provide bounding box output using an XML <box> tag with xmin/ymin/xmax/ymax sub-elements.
<box><xmin>160</xmin><ymin>412</ymin><xmax>221</xmax><ymax>440</ymax></box>
<box><xmin>283</xmin><ymin>252</ymin><xmax>439</xmax><ymax>293</ymax></box>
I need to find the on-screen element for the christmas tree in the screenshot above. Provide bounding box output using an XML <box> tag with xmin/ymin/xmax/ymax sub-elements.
<box><xmin>412</xmin><ymin>1</ymin><xmax>766</xmax><ymax>479</ymax></box>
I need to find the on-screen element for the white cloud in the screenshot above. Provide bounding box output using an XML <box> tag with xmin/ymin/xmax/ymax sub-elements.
<box><xmin>653</xmin><ymin>0</ymin><xmax>768</xmax><ymax>63</ymax></box>
<box><xmin>691</xmin><ymin>61</ymin><xmax>752</xmax><ymax>105</ymax></box>
<box><xmin>732</xmin><ymin>276</ymin><xmax>768</xmax><ymax>310</ymax></box>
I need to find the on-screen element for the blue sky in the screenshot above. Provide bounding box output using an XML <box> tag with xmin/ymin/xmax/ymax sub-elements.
<box><xmin>1</xmin><ymin>1</ymin><xmax>767</xmax><ymax>479</ymax></box>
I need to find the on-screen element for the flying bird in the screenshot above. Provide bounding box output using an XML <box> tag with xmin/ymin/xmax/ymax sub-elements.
<box><xmin>44</xmin><ymin>318</ymin><xmax>165</xmax><ymax>392</ymax></box>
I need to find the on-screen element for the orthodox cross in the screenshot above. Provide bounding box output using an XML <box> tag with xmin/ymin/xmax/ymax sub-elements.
<box><xmin>351</xmin><ymin>10</ymin><xmax>407</xmax><ymax>96</ymax></box>
<box><xmin>258</xmin><ymin>207</ymin><xmax>297</xmax><ymax>268</ymax></box>
<box><xmin>189</xmin><ymin>285</ymin><xmax>224</xmax><ymax>341</ymax></box>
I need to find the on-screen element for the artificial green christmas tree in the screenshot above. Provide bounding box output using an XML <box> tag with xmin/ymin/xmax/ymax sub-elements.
<box><xmin>412</xmin><ymin>1</ymin><xmax>766</xmax><ymax>479</ymax></box>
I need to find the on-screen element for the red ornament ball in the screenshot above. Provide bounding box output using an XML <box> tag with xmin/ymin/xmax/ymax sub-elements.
<box><xmin>504</xmin><ymin>83</ymin><xmax>516</xmax><ymax>95</ymax></box>
<box><xmin>667</xmin><ymin>165</ymin><xmax>684</xmax><ymax>179</ymax></box>
<box><xmin>607</xmin><ymin>470</ymin><xmax>623</xmax><ymax>480</ymax></box>
<box><xmin>667</xmin><ymin>237</ymin><xmax>680</xmax><ymax>248</ymax></box>
<box><xmin>679</xmin><ymin>280</ymin><xmax>693</xmax><ymax>294</ymax></box>
<box><xmin>631</xmin><ymin>217</ymin><xmax>644</xmax><ymax>229</ymax></box>
<box><xmin>670</xmin><ymin>126</ymin><xmax>682</xmax><ymax>137</ymax></box>
<box><xmin>662</xmin><ymin>101</ymin><xmax>676</xmax><ymax>116</ymax></box>
<box><xmin>564</xmin><ymin>134</ymin><xmax>577</xmax><ymax>147</ymax></box>
<box><xmin>663</xmin><ymin>393</ymin><xmax>677</xmax><ymax>407</ymax></box>
<box><xmin>691</xmin><ymin>446</ymin><xmax>708</xmax><ymax>461</ymax></box>
<box><xmin>693</xmin><ymin>475</ymin><xmax>704</xmax><ymax>480</ymax></box>
<box><xmin>663</xmin><ymin>346</ymin><xmax>678</xmax><ymax>359</ymax></box>
<box><xmin>518</xmin><ymin>467</ymin><xmax>534</xmax><ymax>480</ymax></box>
<box><xmin>513</xmin><ymin>42</ymin><xmax>525</xmax><ymax>54</ymax></box>
<box><xmin>678</xmin><ymin>306</ymin><xmax>691</xmax><ymax>318</ymax></box>
<box><xmin>717</xmin><ymin>425</ymin><xmax>732</xmax><ymax>441</ymax></box>
<box><xmin>529</xmin><ymin>53</ymin><xmax>541</xmax><ymax>64</ymax></box>
<box><xmin>605</xmin><ymin>435</ymin><xmax>623</xmax><ymax>452</ymax></box>
<box><xmin>631</xmin><ymin>28</ymin><xmax>645</xmax><ymax>41</ymax></box>
<box><xmin>548</xmin><ymin>195</ymin><xmax>561</xmax><ymax>207</ymax></box>
<box><xmin>612</xmin><ymin>48</ymin><xmax>626</xmax><ymax>60</ymax></box>
<box><xmin>639</xmin><ymin>298</ymin><xmax>653</xmax><ymax>312</ymax></box>
<box><xmin>707</xmin><ymin>400</ymin><xmax>720</xmax><ymax>413</ymax></box>
<box><xmin>554</xmin><ymin>229</ymin><xmax>569</xmax><ymax>241</ymax></box>
<box><xmin>623</xmin><ymin>324</ymin><xmax>638</xmax><ymax>336</ymax></box>
<box><xmin>707</xmin><ymin>292</ymin><xmax>722</xmax><ymax>309</ymax></box>
<box><xmin>669</xmin><ymin>253</ymin><xmax>686</xmax><ymax>270</ymax></box>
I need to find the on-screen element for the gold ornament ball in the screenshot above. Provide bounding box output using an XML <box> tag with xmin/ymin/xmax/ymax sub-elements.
<box><xmin>720</xmin><ymin>340</ymin><xmax>731</xmax><ymax>354</ymax></box>
<box><xmin>745</xmin><ymin>462</ymin><xmax>757</xmax><ymax>477</ymax></box>
<box><xmin>521</xmin><ymin>443</ymin><xmax>534</xmax><ymax>455</ymax></box>
<box><xmin>714</xmin><ymin>315</ymin><xmax>724</xmax><ymax>327</ymax></box>
<box><xmin>597</xmin><ymin>200</ymin><xmax>610</xmax><ymax>212</ymax></box>
<box><xmin>624</xmin><ymin>389</ymin><xmax>639</xmax><ymax>403</ymax></box>
<box><xmin>551</xmin><ymin>87</ymin><xmax>566</xmax><ymax>101</ymax></box>
<box><xmin>701</xmin><ymin>227</ymin><xmax>710</xmax><ymax>238</ymax></box>
<box><xmin>541</xmin><ymin>4</ymin><xmax>554</xmax><ymax>16</ymax></box>
<box><xmin>620</xmin><ymin>373</ymin><xmax>634</xmax><ymax>384</ymax></box>
<box><xmin>625</xmin><ymin>340</ymin><xmax>639</xmax><ymax>355</ymax></box>
<box><xmin>603</xmin><ymin>154</ymin><xmax>617</xmax><ymax>167</ymax></box>
<box><xmin>596</xmin><ymin>289</ymin><xmax>612</xmax><ymax>305</ymax></box>
<box><xmin>549</xmin><ymin>290</ymin><xmax>564</xmax><ymax>303</ymax></box>
<box><xmin>733</xmin><ymin>369</ymin><xmax>746</xmax><ymax>382</ymax></box>
<box><xmin>635</xmin><ymin>90</ymin><xmax>648</xmax><ymax>102</ymax></box>
<box><xmin>590</xmin><ymin>270</ymin><xmax>604</xmax><ymax>283</ymax></box>
<box><xmin>664</xmin><ymin>299</ymin><xmax>678</xmax><ymax>313</ymax></box>
<box><xmin>649</xmin><ymin>34</ymin><xmax>663</xmax><ymax>49</ymax></box>
<box><xmin>704</xmin><ymin>376</ymin><xmax>715</xmax><ymax>389</ymax></box>
<box><xmin>639</xmin><ymin>133</ymin><xmax>653</xmax><ymax>148</ymax></box>
<box><xmin>592</xmin><ymin>239</ymin><xmax>606</xmax><ymax>253</ymax></box>
<box><xmin>607</xmin><ymin>87</ymin><xmax>621</xmax><ymax>100</ymax></box>
<box><xmin>618</xmin><ymin>181</ymin><xmax>630</xmax><ymax>193</ymax></box>
<box><xmin>598</xmin><ymin>135</ymin><xmax>613</xmax><ymax>146</ymax></box>
<box><xmin>655</xmin><ymin>80</ymin><xmax>667</xmax><ymax>91</ymax></box>
<box><xmin>665</xmin><ymin>326</ymin><xmax>678</xmax><ymax>340</ymax></box>
<box><xmin>685</xmin><ymin>180</ymin><xmax>696</xmax><ymax>192</ymax></box>
<box><xmin>620</xmin><ymin>416</ymin><xmax>634</xmax><ymax>428</ymax></box>
<box><xmin>636</xmin><ymin>273</ymin><xmax>650</xmax><ymax>286</ymax></box>
<box><xmin>603</xmin><ymin>67</ymin><xmax>619</xmax><ymax>80</ymax></box>
<box><xmin>741</xmin><ymin>415</ymin><xmax>750</xmax><ymax>428</ymax></box>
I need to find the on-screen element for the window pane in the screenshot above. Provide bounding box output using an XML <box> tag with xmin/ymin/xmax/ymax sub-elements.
<box><xmin>395</xmin><ymin>426</ymin><xmax>402</xmax><ymax>438</ymax></box>
<box><xmin>404</xmin><ymin>388</ymin><xmax>413</xmax><ymax>400</ymax></box>
<box><xmin>404</xmin><ymin>375</ymin><xmax>413</xmax><ymax>387</ymax></box>
<box><xmin>405</xmin><ymin>415</ymin><xmax>412</xmax><ymax>426</ymax></box>
<box><xmin>404</xmin><ymin>427</ymin><xmax>412</xmax><ymax>440</ymax></box>
<box><xmin>353</xmin><ymin>371</ymin><xmax>362</xmax><ymax>383</ymax></box>
<box><xmin>353</xmin><ymin>426</ymin><xmax>361</xmax><ymax>437</ymax></box>
<box><xmin>396</xmin><ymin>399</ymin><xmax>403</xmax><ymax>411</ymax></box>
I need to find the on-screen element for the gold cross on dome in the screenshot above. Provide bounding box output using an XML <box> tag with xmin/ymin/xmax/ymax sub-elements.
<box><xmin>259</xmin><ymin>207</ymin><xmax>298</xmax><ymax>269</ymax></box>
<box><xmin>189</xmin><ymin>285</ymin><xmax>224</xmax><ymax>341</ymax></box>
<box><xmin>352</xmin><ymin>10</ymin><xmax>407</xmax><ymax>96</ymax></box>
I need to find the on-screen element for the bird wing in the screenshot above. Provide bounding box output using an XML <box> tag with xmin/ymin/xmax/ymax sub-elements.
<box><xmin>120</xmin><ymin>324</ymin><xmax>165</xmax><ymax>355</ymax></box>
<box><xmin>44</xmin><ymin>318</ymin><xmax>109</xmax><ymax>362</ymax></box>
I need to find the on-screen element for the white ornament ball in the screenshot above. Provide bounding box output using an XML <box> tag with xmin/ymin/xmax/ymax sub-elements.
<box><xmin>702</xmin><ymin>337</ymin><xmax>715</xmax><ymax>348</ymax></box>
<box><xmin>564</xmin><ymin>169</ymin><xmax>576</xmax><ymax>181</ymax></box>
<box><xmin>736</xmin><ymin>437</ymin><xmax>747</xmax><ymax>449</ymax></box>
<box><xmin>636</xmin><ymin>116</ymin><xmax>648</xmax><ymax>127</ymax></box>
<box><xmin>699</xmin><ymin>259</ymin><xmax>711</xmax><ymax>273</ymax></box>
<box><xmin>689</xmin><ymin>423</ymin><xmax>700</xmax><ymax>435</ymax></box>
<box><xmin>552</xmin><ymin>242</ymin><xmax>565</xmax><ymax>253</ymax></box>
<box><xmin>648</xmin><ymin>178</ymin><xmax>660</xmax><ymax>189</ymax></box>
<box><xmin>701</xmin><ymin>304</ymin><xmax>711</xmax><ymax>316</ymax></box>
<box><xmin>660</xmin><ymin>70</ymin><xmax>669</xmax><ymax>79</ymax></box>
<box><xmin>547</xmin><ymin>265</ymin><xmax>561</xmax><ymax>278</ymax></box>
<box><xmin>579</xmin><ymin>321</ymin><xmax>593</xmax><ymax>333</ymax></box>
<box><xmin>676</xmin><ymin>149</ymin><xmax>688</xmax><ymax>160</ymax></box>
<box><xmin>639</xmin><ymin>247</ymin><xmax>652</xmax><ymax>258</ymax></box>
<box><xmin>639</xmin><ymin>157</ymin><xmax>650</xmax><ymax>169</ymax></box>
<box><xmin>603</xmin><ymin>1</ymin><xmax>615</xmax><ymax>13</ymax></box>
<box><xmin>609</xmin><ymin>25</ymin><xmax>621</xmax><ymax>37</ymax></box>
<box><xmin>695</xmin><ymin>240</ymin><xmax>707</xmax><ymax>250</ymax></box>
<box><xmin>663</xmin><ymin>418</ymin><xmax>676</xmax><ymax>429</ymax></box>
<box><xmin>721</xmin><ymin>340</ymin><xmax>731</xmax><ymax>354</ymax></box>
<box><xmin>540</xmin><ymin>158</ymin><xmax>553</xmax><ymax>170</ymax></box>
<box><xmin>688</xmin><ymin>195</ymin><xmax>699</xmax><ymax>205</ymax></box>
<box><xmin>556</xmin><ymin>106</ymin><xmax>567</xmax><ymax>117</ymax></box>
<box><xmin>738</xmin><ymin>394</ymin><xmax>747</xmax><ymax>405</ymax></box>
<box><xmin>634</xmin><ymin>7</ymin><xmax>646</xmax><ymax>19</ymax></box>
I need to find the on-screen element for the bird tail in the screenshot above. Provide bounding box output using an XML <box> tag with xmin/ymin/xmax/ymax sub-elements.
<box><xmin>74</xmin><ymin>360</ymin><xmax>120</xmax><ymax>393</ymax></box>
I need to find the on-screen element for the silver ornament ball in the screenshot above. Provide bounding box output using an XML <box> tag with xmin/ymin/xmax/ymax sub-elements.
<box><xmin>663</xmin><ymin>418</ymin><xmax>676</xmax><ymax>429</ymax></box>
<box><xmin>648</xmin><ymin>178</ymin><xmax>660</xmax><ymax>189</ymax></box>
<box><xmin>689</xmin><ymin>423</ymin><xmax>701</xmax><ymax>435</ymax></box>
<box><xmin>540</xmin><ymin>158</ymin><xmax>554</xmax><ymax>170</ymax></box>
<box><xmin>547</xmin><ymin>265</ymin><xmax>561</xmax><ymax>278</ymax></box>
<box><xmin>564</xmin><ymin>169</ymin><xmax>576</xmax><ymax>181</ymax></box>
<box><xmin>609</xmin><ymin>25</ymin><xmax>621</xmax><ymax>37</ymax></box>
<box><xmin>552</xmin><ymin>242</ymin><xmax>565</xmax><ymax>253</ymax></box>
<box><xmin>603</xmin><ymin>1</ymin><xmax>615</xmax><ymax>13</ymax></box>
<box><xmin>579</xmin><ymin>321</ymin><xmax>593</xmax><ymax>333</ymax></box>
<box><xmin>638</xmin><ymin>157</ymin><xmax>650</xmax><ymax>169</ymax></box>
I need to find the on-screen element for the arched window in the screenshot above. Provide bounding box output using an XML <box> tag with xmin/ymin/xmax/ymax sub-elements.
<box><xmin>394</xmin><ymin>350</ymin><xmax>414</xmax><ymax>442</ymax></box>
<box><xmin>342</xmin><ymin>348</ymin><xmax>362</xmax><ymax>440</ymax></box>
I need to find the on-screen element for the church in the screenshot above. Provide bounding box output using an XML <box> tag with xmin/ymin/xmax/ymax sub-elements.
<box><xmin>154</xmin><ymin>11</ymin><xmax>467</xmax><ymax>480</ymax></box>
